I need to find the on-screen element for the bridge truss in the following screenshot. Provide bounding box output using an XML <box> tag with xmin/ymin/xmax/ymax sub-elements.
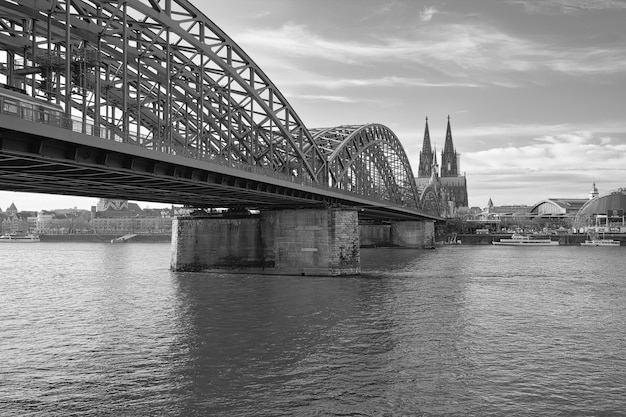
<box><xmin>0</xmin><ymin>0</ymin><xmax>425</xmax><ymax>215</ymax></box>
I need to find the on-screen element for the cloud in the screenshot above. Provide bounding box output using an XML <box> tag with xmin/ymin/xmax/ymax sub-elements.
<box><xmin>434</xmin><ymin>121</ymin><xmax>626</xmax><ymax>205</ymax></box>
<box><xmin>236</xmin><ymin>22</ymin><xmax>626</xmax><ymax>80</ymax></box>
<box><xmin>237</xmin><ymin>22</ymin><xmax>403</xmax><ymax>65</ymax></box>
<box><xmin>420</xmin><ymin>6</ymin><xmax>438</xmax><ymax>22</ymax></box>
<box><xmin>399</xmin><ymin>121</ymin><xmax>626</xmax><ymax>206</ymax></box>
<box><xmin>280</xmin><ymin>75</ymin><xmax>479</xmax><ymax>89</ymax></box>
<box><xmin>291</xmin><ymin>94</ymin><xmax>358</xmax><ymax>103</ymax></box>
<box><xmin>358</xmin><ymin>0</ymin><xmax>406</xmax><ymax>22</ymax></box>
<box><xmin>463</xmin><ymin>131</ymin><xmax>626</xmax><ymax>205</ymax></box>
<box><xmin>462</xmin><ymin>130</ymin><xmax>626</xmax><ymax>182</ymax></box>
<box><xmin>457</xmin><ymin>122</ymin><xmax>626</xmax><ymax>144</ymax></box>
<box><xmin>254</xmin><ymin>10</ymin><xmax>272</xmax><ymax>19</ymax></box>
<box><xmin>507</xmin><ymin>0</ymin><xmax>626</xmax><ymax>14</ymax></box>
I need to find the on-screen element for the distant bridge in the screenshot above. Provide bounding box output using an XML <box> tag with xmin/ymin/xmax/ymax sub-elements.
<box><xmin>0</xmin><ymin>0</ymin><xmax>437</xmax><ymax>222</ymax></box>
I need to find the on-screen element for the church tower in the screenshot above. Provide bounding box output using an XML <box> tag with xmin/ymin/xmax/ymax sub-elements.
<box><xmin>417</xmin><ymin>117</ymin><xmax>433</xmax><ymax>178</ymax></box>
<box><xmin>589</xmin><ymin>181</ymin><xmax>599</xmax><ymax>200</ymax></box>
<box><xmin>440</xmin><ymin>116</ymin><xmax>458</xmax><ymax>177</ymax></box>
<box><xmin>414</xmin><ymin>116</ymin><xmax>469</xmax><ymax>218</ymax></box>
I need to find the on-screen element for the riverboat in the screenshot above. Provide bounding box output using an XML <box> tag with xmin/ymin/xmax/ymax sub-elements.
<box><xmin>492</xmin><ymin>234</ymin><xmax>559</xmax><ymax>246</ymax></box>
<box><xmin>580</xmin><ymin>239</ymin><xmax>620</xmax><ymax>247</ymax></box>
<box><xmin>0</xmin><ymin>233</ymin><xmax>41</xmax><ymax>242</ymax></box>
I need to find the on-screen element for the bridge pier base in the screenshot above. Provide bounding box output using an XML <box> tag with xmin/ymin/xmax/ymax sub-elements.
<box><xmin>170</xmin><ymin>208</ymin><xmax>360</xmax><ymax>276</ymax></box>
<box><xmin>359</xmin><ymin>221</ymin><xmax>435</xmax><ymax>248</ymax></box>
<box><xmin>390</xmin><ymin>220</ymin><xmax>435</xmax><ymax>248</ymax></box>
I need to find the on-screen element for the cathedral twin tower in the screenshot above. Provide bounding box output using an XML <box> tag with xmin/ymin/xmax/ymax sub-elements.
<box><xmin>418</xmin><ymin>116</ymin><xmax>459</xmax><ymax>178</ymax></box>
<box><xmin>415</xmin><ymin>116</ymin><xmax>469</xmax><ymax>217</ymax></box>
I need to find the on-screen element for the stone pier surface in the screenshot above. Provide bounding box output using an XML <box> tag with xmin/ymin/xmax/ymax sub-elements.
<box><xmin>361</xmin><ymin>221</ymin><xmax>435</xmax><ymax>248</ymax></box>
<box><xmin>360</xmin><ymin>224</ymin><xmax>393</xmax><ymax>247</ymax></box>
<box><xmin>170</xmin><ymin>208</ymin><xmax>360</xmax><ymax>276</ymax></box>
<box><xmin>170</xmin><ymin>216</ymin><xmax>266</xmax><ymax>272</ymax></box>
<box><xmin>390</xmin><ymin>220</ymin><xmax>435</xmax><ymax>248</ymax></box>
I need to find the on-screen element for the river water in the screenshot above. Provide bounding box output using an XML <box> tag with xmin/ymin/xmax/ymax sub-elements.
<box><xmin>1</xmin><ymin>243</ymin><xmax>625</xmax><ymax>416</ymax></box>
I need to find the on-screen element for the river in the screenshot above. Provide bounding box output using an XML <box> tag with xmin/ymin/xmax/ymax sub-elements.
<box><xmin>1</xmin><ymin>243</ymin><xmax>625</xmax><ymax>416</ymax></box>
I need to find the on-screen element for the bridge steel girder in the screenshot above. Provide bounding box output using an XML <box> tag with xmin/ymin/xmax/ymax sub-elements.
<box><xmin>0</xmin><ymin>0</ymin><xmax>436</xmax><ymax>221</ymax></box>
<box><xmin>0</xmin><ymin>114</ymin><xmax>333</xmax><ymax>209</ymax></box>
<box><xmin>0</xmin><ymin>114</ymin><xmax>440</xmax><ymax>221</ymax></box>
<box><xmin>419</xmin><ymin>184</ymin><xmax>442</xmax><ymax>217</ymax></box>
<box><xmin>0</xmin><ymin>0</ymin><xmax>328</xmax><ymax>184</ymax></box>
<box><xmin>311</xmin><ymin>124</ymin><xmax>421</xmax><ymax>209</ymax></box>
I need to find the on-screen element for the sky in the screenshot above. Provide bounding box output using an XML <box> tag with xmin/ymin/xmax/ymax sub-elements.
<box><xmin>2</xmin><ymin>0</ymin><xmax>626</xmax><ymax>211</ymax></box>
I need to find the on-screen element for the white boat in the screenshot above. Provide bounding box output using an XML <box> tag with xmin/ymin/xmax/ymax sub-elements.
<box><xmin>493</xmin><ymin>234</ymin><xmax>559</xmax><ymax>246</ymax></box>
<box><xmin>111</xmin><ymin>233</ymin><xmax>138</xmax><ymax>243</ymax></box>
<box><xmin>580</xmin><ymin>239</ymin><xmax>620</xmax><ymax>247</ymax></box>
<box><xmin>0</xmin><ymin>233</ymin><xmax>41</xmax><ymax>242</ymax></box>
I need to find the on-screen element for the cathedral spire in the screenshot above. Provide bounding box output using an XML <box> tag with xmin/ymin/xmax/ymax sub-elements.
<box><xmin>422</xmin><ymin>116</ymin><xmax>431</xmax><ymax>152</ymax></box>
<box><xmin>417</xmin><ymin>116</ymin><xmax>434</xmax><ymax>178</ymax></box>
<box><xmin>440</xmin><ymin>115</ymin><xmax>458</xmax><ymax>177</ymax></box>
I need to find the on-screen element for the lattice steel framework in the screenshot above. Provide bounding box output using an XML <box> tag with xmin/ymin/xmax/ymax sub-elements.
<box><xmin>311</xmin><ymin>124</ymin><xmax>419</xmax><ymax>208</ymax></box>
<box><xmin>0</xmin><ymin>0</ymin><xmax>421</xmax><ymax>210</ymax></box>
<box><xmin>418</xmin><ymin>184</ymin><xmax>441</xmax><ymax>216</ymax></box>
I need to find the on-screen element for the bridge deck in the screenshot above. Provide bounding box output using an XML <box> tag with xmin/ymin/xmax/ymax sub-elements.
<box><xmin>0</xmin><ymin>113</ymin><xmax>439</xmax><ymax>221</ymax></box>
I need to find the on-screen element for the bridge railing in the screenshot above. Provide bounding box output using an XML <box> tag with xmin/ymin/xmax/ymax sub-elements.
<box><xmin>0</xmin><ymin>95</ymin><xmax>417</xmax><ymax>210</ymax></box>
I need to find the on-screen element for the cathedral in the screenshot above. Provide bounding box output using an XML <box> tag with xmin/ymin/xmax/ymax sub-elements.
<box><xmin>415</xmin><ymin>116</ymin><xmax>469</xmax><ymax>218</ymax></box>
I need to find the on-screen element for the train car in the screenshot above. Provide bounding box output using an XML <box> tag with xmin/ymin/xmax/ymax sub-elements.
<box><xmin>0</xmin><ymin>84</ymin><xmax>64</xmax><ymax>126</ymax></box>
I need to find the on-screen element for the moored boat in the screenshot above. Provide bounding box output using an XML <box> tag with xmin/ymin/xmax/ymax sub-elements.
<box><xmin>580</xmin><ymin>239</ymin><xmax>620</xmax><ymax>247</ymax></box>
<box><xmin>0</xmin><ymin>233</ymin><xmax>41</xmax><ymax>242</ymax></box>
<box><xmin>493</xmin><ymin>234</ymin><xmax>559</xmax><ymax>246</ymax></box>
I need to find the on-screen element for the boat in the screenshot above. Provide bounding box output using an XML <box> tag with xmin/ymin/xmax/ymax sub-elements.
<box><xmin>110</xmin><ymin>233</ymin><xmax>138</xmax><ymax>243</ymax></box>
<box><xmin>493</xmin><ymin>234</ymin><xmax>559</xmax><ymax>246</ymax></box>
<box><xmin>580</xmin><ymin>231</ymin><xmax>620</xmax><ymax>247</ymax></box>
<box><xmin>580</xmin><ymin>239</ymin><xmax>620</xmax><ymax>247</ymax></box>
<box><xmin>0</xmin><ymin>233</ymin><xmax>41</xmax><ymax>242</ymax></box>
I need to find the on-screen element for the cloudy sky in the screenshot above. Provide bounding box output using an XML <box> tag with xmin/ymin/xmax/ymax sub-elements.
<box><xmin>2</xmin><ymin>0</ymin><xmax>626</xmax><ymax>211</ymax></box>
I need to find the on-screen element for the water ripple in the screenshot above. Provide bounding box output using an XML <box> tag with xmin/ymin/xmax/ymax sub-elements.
<box><xmin>2</xmin><ymin>244</ymin><xmax>626</xmax><ymax>415</ymax></box>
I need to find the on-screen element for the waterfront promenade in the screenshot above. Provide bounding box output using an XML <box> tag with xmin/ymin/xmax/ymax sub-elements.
<box><xmin>32</xmin><ymin>232</ymin><xmax>616</xmax><ymax>246</ymax></box>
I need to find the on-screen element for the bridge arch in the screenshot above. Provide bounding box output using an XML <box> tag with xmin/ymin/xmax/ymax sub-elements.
<box><xmin>419</xmin><ymin>184</ymin><xmax>441</xmax><ymax>216</ymax></box>
<box><xmin>311</xmin><ymin>124</ymin><xmax>420</xmax><ymax>209</ymax></box>
<box><xmin>0</xmin><ymin>0</ymin><xmax>428</xmax><ymax>217</ymax></box>
<box><xmin>0</xmin><ymin>0</ymin><xmax>327</xmax><ymax>182</ymax></box>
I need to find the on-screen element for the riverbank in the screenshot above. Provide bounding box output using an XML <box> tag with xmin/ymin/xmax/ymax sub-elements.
<box><xmin>31</xmin><ymin>233</ymin><xmax>625</xmax><ymax>246</ymax></box>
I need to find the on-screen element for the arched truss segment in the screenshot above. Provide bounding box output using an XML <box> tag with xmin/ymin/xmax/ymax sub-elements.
<box><xmin>419</xmin><ymin>184</ymin><xmax>441</xmax><ymax>217</ymax></box>
<box><xmin>310</xmin><ymin>124</ymin><xmax>420</xmax><ymax>209</ymax></box>
<box><xmin>0</xmin><ymin>0</ymin><xmax>327</xmax><ymax>182</ymax></box>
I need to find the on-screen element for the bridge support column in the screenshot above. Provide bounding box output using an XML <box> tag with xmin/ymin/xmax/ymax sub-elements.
<box><xmin>170</xmin><ymin>208</ymin><xmax>360</xmax><ymax>276</ymax></box>
<box><xmin>170</xmin><ymin>216</ymin><xmax>267</xmax><ymax>272</ymax></box>
<box><xmin>390</xmin><ymin>220</ymin><xmax>435</xmax><ymax>248</ymax></box>
<box><xmin>267</xmin><ymin>208</ymin><xmax>360</xmax><ymax>276</ymax></box>
<box><xmin>360</xmin><ymin>223</ymin><xmax>392</xmax><ymax>247</ymax></box>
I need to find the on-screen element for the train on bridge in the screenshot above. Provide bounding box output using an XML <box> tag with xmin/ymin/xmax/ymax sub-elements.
<box><xmin>0</xmin><ymin>84</ymin><xmax>64</xmax><ymax>125</ymax></box>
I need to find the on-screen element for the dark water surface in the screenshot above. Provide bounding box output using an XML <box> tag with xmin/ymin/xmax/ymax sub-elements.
<box><xmin>1</xmin><ymin>243</ymin><xmax>626</xmax><ymax>416</ymax></box>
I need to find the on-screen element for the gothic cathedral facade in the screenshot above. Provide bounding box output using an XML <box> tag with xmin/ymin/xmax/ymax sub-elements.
<box><xmin>415</xmin><ymin>116</ymin><xmax>469</xmax><ymax>218</ymax></box>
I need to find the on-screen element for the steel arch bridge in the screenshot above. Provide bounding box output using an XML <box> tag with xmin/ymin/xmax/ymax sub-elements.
<box><xmin>0</xmin><ymin>0</ymin><xmax>433</xmax><ymax>220</ymax></box>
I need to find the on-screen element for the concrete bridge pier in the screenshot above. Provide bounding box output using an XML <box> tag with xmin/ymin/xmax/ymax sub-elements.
<box><xmin>359</xmin><ymin>220</ymin><xmax>435</xmax><ymax>248</ymax></box>
<box><xmin>390</xmin><ymin>220</ymin><xmax>436</xmax><ymax>248</ymax></box>
<box><xmin>170</xmin><ymin>208</ymin><xmax>360</xmax><ymax>276</ymax></box>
